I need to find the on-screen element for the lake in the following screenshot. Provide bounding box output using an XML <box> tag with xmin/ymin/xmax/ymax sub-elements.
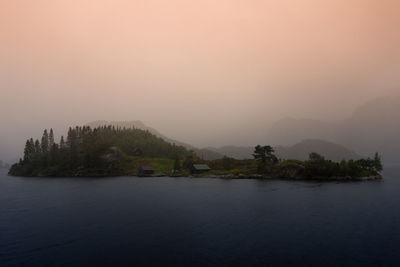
<box><xmin>1</xmin><ymin>166</ymin><xmax>400</xmax><ymax>266</ymax></box>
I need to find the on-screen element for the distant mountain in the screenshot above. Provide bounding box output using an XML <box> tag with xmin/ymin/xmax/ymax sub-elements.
<box><xmin>274</xmin><ymin>139</ymin><xmax>360</xmax><ymax>161</ymax></box>
<box><xmin>86</xmin><ymin>121</ymin><xmax>361</xmax><ymax>162</ymax></box>
<box><xmin>265</xmin><ymin>95</ymin><xmax>400</xmax><ymax>163</ymax></box>
<box><xmin>340</xmin><ymin>95</ymin><xmax>400</xmax><ymax>162</ymax></box>
<box><xmin>86</xmin><ymin>120</ymin><xmax>224</xmax><ymax>160</ymax></box>
<box><xmin>208</xmin><ymin>140</ymin><xmax>360</xmax><ymax>161</ymax></box>
<box><xmin>206</xmin><ymin>146</ymin><xmax>254</xmax><ymax>160</ymax></box>
<box><xmin>194</xmin><ymin>148</ymin><xmax>226</xmax><ymax>161</ymax></box>
<box><xmin>267</xmin><ymin>117</ymin><xmax>338</xmax><ymax>146</ymax></box>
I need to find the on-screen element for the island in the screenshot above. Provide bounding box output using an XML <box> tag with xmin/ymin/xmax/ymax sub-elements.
<box><xmin>9</xmin><ymin>126</ymin><xmax>383</xmax><ymax>180</ymax></box>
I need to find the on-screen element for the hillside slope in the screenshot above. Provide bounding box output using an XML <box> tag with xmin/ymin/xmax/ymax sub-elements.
<box><xmin>86</xmin><ymin>120</ymin><xmax>224</xmax><ymax>160</ymax></box>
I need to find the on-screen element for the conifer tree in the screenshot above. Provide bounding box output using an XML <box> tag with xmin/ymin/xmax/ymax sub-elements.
<box><xmin>34</xmin><ymin>139</ymin><xmax>41</xmax><ymax>155</ymax></box>
<box><xmin>23</xmin><ymin>139</ymin><xmax>35</xmax><ymax>162</ymax></box>
<box><xmin>67</xmin><ymin>127</ymin><xmax>78</xmax><ymax>167</ymax></box>
<box><xmin>49</xmin><ymin>129</ymin><xmax>55</xmax><ymax>149</ymax></box>
<box><xmin>49</xmin><ymin>143</ymin><xmax>59</xmax><ymax>165</ymax></box>
<box><xmin>41</xmin><ymin>129</ymin><xmax>49</xmax><ymax>153</ymax></box>
<box><xmin>66</xmin><ymin>127</ymin><xmax>73</xmax><ymax>148</ymax></box>
<box><xmin>60</xmin><ymin>136</ymin><xmax>65</xmax><ymax>150</ymax></box>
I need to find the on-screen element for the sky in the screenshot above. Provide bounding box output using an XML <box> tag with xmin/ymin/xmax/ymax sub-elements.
<box><xmin>1</xmin><ymin>0</ymin><xmax>400</xmax><ymax>160</ymax></box>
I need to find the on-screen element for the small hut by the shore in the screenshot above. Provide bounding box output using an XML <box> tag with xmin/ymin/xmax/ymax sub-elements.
<box><xmin>138</xmin><ymin>166</ymin><xmax>155</xmax><ymax>176</ymax></box>
<box><xmin>190</xmin><ymin>164</ymin><xmax>211</xmax><ymax>174</ymax></box>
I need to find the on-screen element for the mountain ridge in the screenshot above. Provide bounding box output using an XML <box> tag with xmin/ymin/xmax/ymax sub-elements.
<box><xmin>265</xmin><ymin>95</ymin><xmax>400</xmax><ymax>162</ymax></box>
<box><xmin>86</xmin><ymin>121</ymin><xmax>361</xmax><ymax>162</ymax></box>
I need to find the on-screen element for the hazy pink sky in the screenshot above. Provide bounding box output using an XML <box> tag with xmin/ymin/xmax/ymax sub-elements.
<box><xmin>0</xmin><ymin>0</ymin><xmax>399</xmax><ymax>152</ymax></box>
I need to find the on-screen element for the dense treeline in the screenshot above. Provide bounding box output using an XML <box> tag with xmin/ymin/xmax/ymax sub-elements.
<box><xmin>303</xmin><ymin>152</ymin><xmax>383</xmax><ymax>178</ymax></box>
<box><xmin>251</xmin><ymin>146</ymin><xmax>383</xmax><ymax>178</ymax></box>
<box><xmin>9</xmin><ymin>126</ymin><xmax>189</xmax><ymax>176</ymax></box>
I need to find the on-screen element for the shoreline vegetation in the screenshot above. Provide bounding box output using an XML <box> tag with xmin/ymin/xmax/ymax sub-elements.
<box><xmin>9</xmin><ymin>126</ymin><xmax>383</xmax><ymax>181</ymax></box>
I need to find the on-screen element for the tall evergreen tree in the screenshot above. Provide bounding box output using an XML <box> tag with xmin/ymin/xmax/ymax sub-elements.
<box><xmin>41</xmin><ymin>129</ymin><xmax>49</xmax><ymax>153</ymax></box>
<box><xmin>49</xmin><ymin>143</ymin><xmax>59</xmax><ymax>165</ymax></box>
<box><xmin>23</xmin><ymin>139</ymin><xmax>35</xmax><ymax>162</ymax></box>
<box><xmin>60</xmin><ymin>136</ymin><xmax>65</xmax><ymax>150</ymax></box>
<box><xmin>67</xmin><ymin>127</ymin><xmax>78</xmax><ymax>167</ymax></box>
<box><xmin>49</xmin><ymin>129</ymin><xmax>55</xmax><ymax>149</ymax></box>
<box><xmin>66</xmin><ymin>127</ymin><xmax>73</xmax><ymax>148</ymax></box>
<box><xmin>34</xmin><ymin>139</ymin><xmax>41</xmax><ymax>155</ymax></box>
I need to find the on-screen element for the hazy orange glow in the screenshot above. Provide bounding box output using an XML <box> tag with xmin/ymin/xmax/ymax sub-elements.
<box><xmin>0</xmin><ymin>0</ymin><xmax>399</xmax><ymax>158</ymax></box>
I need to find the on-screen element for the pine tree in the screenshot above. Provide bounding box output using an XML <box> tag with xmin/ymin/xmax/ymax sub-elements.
<box><xmin>67</xmin><ymin>127</ymin><xmax>73</xmax><ymax>148</ymax></box>
<box><xmin>49</xmin><ymin>143</ymin><xmax>59</xmax><ymax>165</ymax></box>
<box><xmin>23</xmin><ymin>139</ymin><xmax>35</xmax><ymax>162</ymax></box>
<box><xmin>34</xmin><ymin>139</ymin><xmax>41</xmax><ymax>156</ymax></box>
<box><xmin>41</xmin><ymin>129</ymin><xmax>49</xmax><ymax>153</ymax></box>
<box><xmin>67</xmin><ymin>127</ymin><xmax>78</xmax><ymax>167</ymax></box>
<box><xmin>60</xmin><ymin>136</ymin><xmax>65</xmax><ymax>150</ymax></box>
<box><xmin>49</xmin><ymin>129</ymin><xmax>55</xmax><ymax>149</ymax></box>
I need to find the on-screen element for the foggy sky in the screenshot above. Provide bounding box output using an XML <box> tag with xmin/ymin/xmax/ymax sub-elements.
<box><xmin>1</xmin><ymin>0</ymin><xmax>400</xmax><ymax>161</ymax></box>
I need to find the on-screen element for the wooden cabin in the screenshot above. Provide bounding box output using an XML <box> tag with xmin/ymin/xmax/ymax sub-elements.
<box><xmin>190</xmin><ymin>164</ymin><xmax>211</xmax><ymax>174</ymax></box>
<box><xmin>138</xmin><ymin>166</ymin><xmax>155</xmax><ymax>176</ymax></box>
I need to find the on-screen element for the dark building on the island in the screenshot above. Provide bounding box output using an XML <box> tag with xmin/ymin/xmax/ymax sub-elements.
<box><xmin>132</xmin><ymin>147</ymin><xmax>144</xmax><ymax>157</ymax></box>
<box><xmin>138</xmin><ymin>166</ymin><xmax>155</xmax><ymax>176</ymax></box>
<box><xmin>190</xmin><ymin>164</ymin><xmax>211</xmax><ymax>174</ymax></box>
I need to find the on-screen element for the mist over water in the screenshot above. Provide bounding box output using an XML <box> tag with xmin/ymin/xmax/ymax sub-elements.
<box><xmin>1</xmin><ymin>1</ymin><xmax>400</xmax><ymax>163</ymax></box>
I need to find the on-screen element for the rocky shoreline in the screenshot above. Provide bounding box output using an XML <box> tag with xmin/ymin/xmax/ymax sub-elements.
<box><xmin>9</xmin><ymin>172</ymin><xmax>383</xmax><ymax>181</ymax></box>
<box><xmin>162</xmin><ymin>174</ymin><xmax>383</xmax><ymax>181</ymax></box>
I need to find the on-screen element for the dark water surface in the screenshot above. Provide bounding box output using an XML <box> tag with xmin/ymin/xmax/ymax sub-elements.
<box><xmin>1</xmin><ymin>166</ymin><xmax>400</xmax><ymax>266</ymax></box>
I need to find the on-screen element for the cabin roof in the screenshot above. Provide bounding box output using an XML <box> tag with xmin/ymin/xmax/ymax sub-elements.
<box><xmin>192</xmin><ymin>164</ymin><xmax>211</xmax><ymax>171</ymax></box>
